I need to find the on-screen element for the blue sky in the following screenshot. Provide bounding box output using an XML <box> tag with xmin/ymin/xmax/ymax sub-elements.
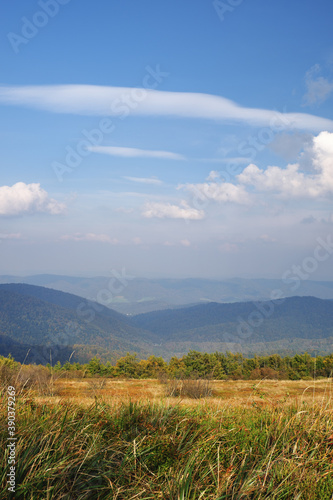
<box><xmin>1</xmin><ymin>0</ymin><xmax>333</xmax><ymax>279</ymax></box>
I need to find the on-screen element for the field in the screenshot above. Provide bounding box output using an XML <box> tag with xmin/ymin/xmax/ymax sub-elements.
<box><xmin>35</xmin><ymin>376</ymin><xmax>333</xmax><ymax>407</ymax></box>
<box><xmin>1</xmin><ymin>377</ymin><xmax>333</xmax><ymax>499</ymax></box>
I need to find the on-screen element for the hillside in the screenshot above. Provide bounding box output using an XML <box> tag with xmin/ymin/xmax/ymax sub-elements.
<box><xmin>1</xmin><ymin>284</ymin><xmax>333</xmax><ymax>362</ymax></box>
<box><xmin>132</xmin><ymin>296</ymin><xmax>333</xmax><ymax>341</ymax></box>
<box><xmin>0</xmin><ymin>284</ymin><xmax>158</xmax><ymax>364</ymax></box>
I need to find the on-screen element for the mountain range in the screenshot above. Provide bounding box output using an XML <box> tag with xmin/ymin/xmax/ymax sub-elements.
<box><xmin>1</xmin><ymin>274</ymin><xmax>333</xmax><ymax>314</ymax></box>
<box><xmin>0</xmin><ymin>282</ymin><xmax>332</xmax><ymax>363</ymax></box>
<box><xmin>0</xmin><ymin>283</ymin><xmax>157</xmax><ymax>364</ymax></box>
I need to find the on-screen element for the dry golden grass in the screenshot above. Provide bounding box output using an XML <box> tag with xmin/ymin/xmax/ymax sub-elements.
<box><xmin>2</xmin><ymin>376</ymin><xmax>333</xmax><ymax>498</ymax></box>
<box><xmin>34</xmin><ymin>376</ymin><xmax>333</xmax><ymax>411</ymax></box>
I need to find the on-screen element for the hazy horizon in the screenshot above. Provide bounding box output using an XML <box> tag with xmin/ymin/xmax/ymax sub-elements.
<box><xmin>1</xmin><ymin>272</ymin><xmax>333</xmax><ymax>284</ymax></box>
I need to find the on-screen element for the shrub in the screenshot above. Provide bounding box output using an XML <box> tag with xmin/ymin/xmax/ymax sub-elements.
<box><xmin>260</xmin><ymin>367</ymin><xmax>279</xmax><ymax>379</ymax></box>
<box><xmin>16</xmin><ymin>365</ymin><xmax>52</xmax><ymax>394</ymax></box>
<box><xmin>165</xmin><ymin>377</ymin><xmax>212</xmax><ymax>398</ymax></box>
<box><xmin>0</xmin><ymin>354</ymin><xmax>19</xmax><ymax>383</ymax></box>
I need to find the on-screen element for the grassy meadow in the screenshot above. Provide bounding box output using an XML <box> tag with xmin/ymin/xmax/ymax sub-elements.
<box><xmin>1</xmin><ymin>375</ymin><xmax>333</xmax><ymax>499</ymax></box>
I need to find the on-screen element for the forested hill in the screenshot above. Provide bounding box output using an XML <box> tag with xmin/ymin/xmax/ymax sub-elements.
<box><xmin>0</xmin><ymin>284</ymin><xmax>158</xmax><ymax>363</ymax></box>
<box><xmin>132</xmin><ymin>296</ymin><xmax>333</xmax><ymax>343</ymax></box>
<box><xmin>0</xmin><ymin>283</ymin><xmax>125</xmax><ymax>322</ymax></box>
<box><xmin>1</xmin><ymin>283</ymin><xmax>333</xmax><ymax>363</ymax></box>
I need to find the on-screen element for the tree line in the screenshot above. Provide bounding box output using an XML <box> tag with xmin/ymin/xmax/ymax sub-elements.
<box><xmin>2</xmin><ymin>350</ymin><xmax>333</xmax><ymax>381</ymax></box>
<box><xmin>44</xmin><ymin>350</ymin><xmax>333</xmax><ymax>380</ymax></box>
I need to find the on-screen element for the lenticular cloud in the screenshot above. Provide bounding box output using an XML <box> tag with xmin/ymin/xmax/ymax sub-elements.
<box><xmin>0</xmin><ymin>84</ymin><xmax>333</xmax><ymax>132</ymax></box>
<box><xmin>0</xmin><ymin>182</ymin><xmax>66</xmax><ymax>216</ymax></box>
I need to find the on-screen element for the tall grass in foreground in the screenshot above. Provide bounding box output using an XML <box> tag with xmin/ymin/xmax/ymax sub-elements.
<box><xmin>1</xmin><ymin>396</ymin><xmax>333</xmax><ymax>499</ymax></box>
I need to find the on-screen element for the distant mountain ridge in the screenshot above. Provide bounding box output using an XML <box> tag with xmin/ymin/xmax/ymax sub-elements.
<box><xmin>0</xmin><ymin>283</ymin><xmax>332</xmax><ymax>363</ymax></box>
<box><xmin>1</xmin><ymin>274</ymin><xmax>333</xmax><ymax>314</ymax></box>
<box><xmin>131</xmin><ymin>296</ymin><xmax>333</xmax><ymax>342</ymax></box>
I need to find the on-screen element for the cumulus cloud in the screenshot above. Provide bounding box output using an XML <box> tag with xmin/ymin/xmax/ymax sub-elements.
<box><xmin>303</xmin><ymin>64</ymin><xmax>333</xmax><ymax>106</ymax></box>
<box><xmin>0</xmin><ymin>182</ymin><xmax>65</xmax><ymax>216</ymax></box>
<box><xmin>177</xmin><ymin>132</ymin><xmax>333</xmax><ymax>205</ymax></box>
<box><xmin>61</xmin><ymin>233</ymin><xmax>118</xmax><ymax>243</ymax></box>
<box><xmin>88</xmin><ymin>146</ymin><xmax>185</xmax><ymax>160</ymax></box>
<box><xmin>238</xmin><ymin>163</ymin><xmax>312</xmax><ymax>196</ymax></box>
<box><xmin>206</xmin><ymin>171</ymin><xmax>220</xmax><ymax>181</ymax></box>
<box><xmin>142</xmin><ymin>200</ymin><xmax>205</xmax><ymax>220</ymax></box>
<box><xmin>178</xmin><ymin>181</ymin><xmax>251</xmax><ymax>205</ymax></box>
<box><xmin>124</xmin><ymin>176</ymin><xmax>162</xmax><ymax>185</ymax></box>
<box><xmin>0</xmin><ymin>84</ymin><xmax>332</xmax><ymax>132</ymax></box>
<box><xmin>238</xmin><ymin>131</ymin><xmax>333</xmax><ymax>198</ymax></box>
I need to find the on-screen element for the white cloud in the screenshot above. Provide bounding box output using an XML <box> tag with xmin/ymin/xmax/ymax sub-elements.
<box><xmin>88</xmin><ymin>145</ymin><xmax>185</xmax><ymax>160</ymax></box>
<box><xmin>303</xmin><ymin>64</ymin><xmax>333</xmax><ymax>106</ymax></box>
<box><xmin>178</xmin><ymin>181</ymin><xmax>251</xmax><ymax>205</ymax></box>
<box><xmin>142</xmin><ymin>200</ymin><xmax>204</xmax><ymax>220</ymax></box>
<box><xmin>178</xmin><ymin>131</ymin><xmax>333</xmax><ymax>204</ymax></box>
<box><xmin>238</xmin><ymin>163</ymin><xmax>311</xmax><ymax>195</ymax></box>
<box><xmin>0</xmin><ymin>182</ymin><xmax>65</xmax><ymax>216</ymax></box>
<box><xmin>180</xmin><ymin>239</ymin><xmax>191</xmax><ymax>246</ymax></box>
<box><xmin>133</xmin><ymin>237</ymin><xmax>142</xmax><ymax>245</ymax></box>
<box><xmin>238</xmin><ymin>131</ymin><xmax>333</xmax><ymax>198</ymax></box>
<box><xmin>206</xmin><ymin>171</ymin><xmax>220</xmax><ymax>181</ymax></box>
<box><xmin>124</xmin><ymin>176</ymin><xmax>163</xmax><ymax>185</ymax></box>
<box><xmin>61</xmin><ymin>233</ymin><xmax>118</xmax><ymax>243</ymax></box>
<box><xmin>312</xmin><ymin>131</ymin><xmax>333</xmax><ymax>190</ymax></box>
<box><xmin>0</xmin><ymin>84</ymin><xmax>332</xmax><ymax>132</ymax></box>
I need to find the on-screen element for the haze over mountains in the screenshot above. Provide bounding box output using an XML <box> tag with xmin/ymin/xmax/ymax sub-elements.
<box><xmin>1</xmin><ymin>274</ymin><xmax>333</xmax><ymax>314</ymax></box>
<box><xmin>0</xmin><ymin>281</ymin><xmax>332</xmax><ymax>364</ymax></box>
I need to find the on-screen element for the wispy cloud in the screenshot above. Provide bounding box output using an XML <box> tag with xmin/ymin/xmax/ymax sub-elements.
<box><xmin>142</xmin><ymin>200</ymin><xmax>205</xmax><ymax>220</ymax></box>
<box><xmin>124</xmin><ymin>176</ymin><xmax>163</xmax><ymax>185</ymax></box>
<box><xmin>88</xmin><ymin>145</ymin><xmax>185</xmax><ymax>160</ymax></box>
<box><xmin>0</xmin><ymin>182</ymin><xmax>65</xmax><ymax>216</ymax></box>
<box><xmin>0</xmin><ymin>84</ymin><xmax>332</xmax><ymax>131</ymax></box>
<box><xmin>303</xmin><ymin>64</ymin><xmax>333</xmax><ymax>107</ymax></box>
<box><xmin>180</xmin><ymin>239</ymin><xmax>191</xmax><ymax>246</ymax></box>
<box><xmin>60</xmin><ymin>233</ymin><xmax>118</xmax><ymax>243</ymax></box>
<box><xmin>0</xmin><ymin>233</ymin><xmax>22</xmax><ymax>240</ymax></box>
